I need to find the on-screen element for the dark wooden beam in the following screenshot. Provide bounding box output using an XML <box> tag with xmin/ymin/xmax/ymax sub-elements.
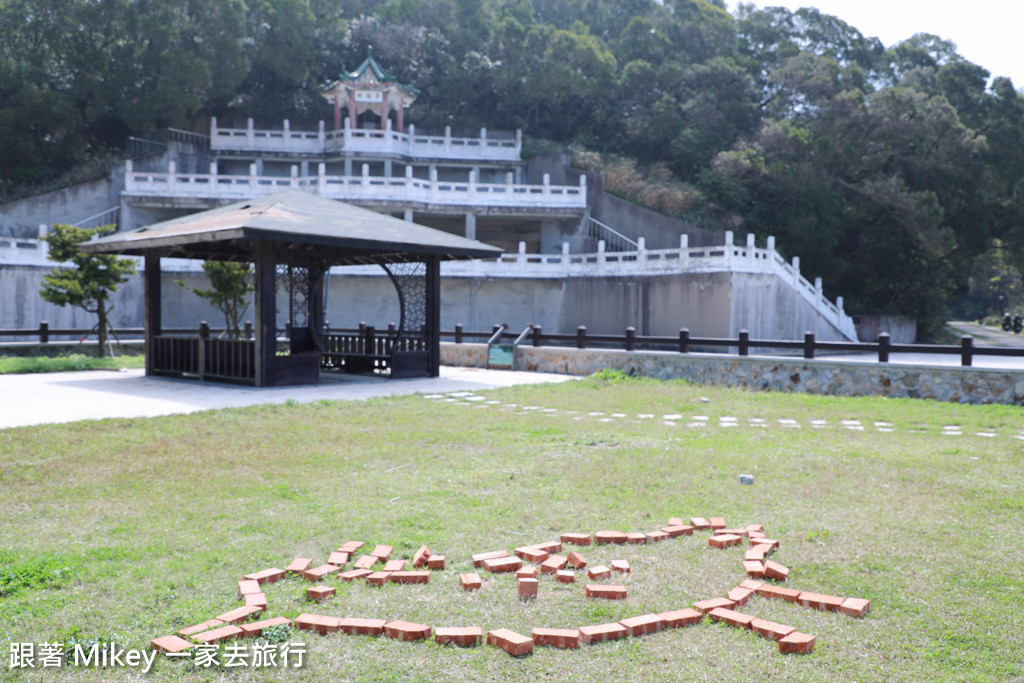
<box><xmin>427</xmin><ymin>255</ymin><xmax>441</xmax><ymax>377</ymax></box>
<box><xmin>144</xmin><ymin>252</ymin><xmax>162</xmax><ymax>376</ymax></box>
<box><xmin>254</xmin><ymin>241</ymin><xmax>277</xmax><ymax>387</ymax></box>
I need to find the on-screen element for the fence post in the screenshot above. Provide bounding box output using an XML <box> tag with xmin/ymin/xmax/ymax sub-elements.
<box><xmin>365</xmin><ymin>325</ymin><xmax>376</xmax><ymax>355</ymax></box>
<box><xmin>878</xmin><ymin>332</ymin><xmax>890</xmax><ymax>363</ymax></box>
<box><xmin>39</xmin><ymin>321</ymin><xmax>49</xmax><ymax>344</ymax></box>
<box><xmin>198</xmin><ymin>321</ymin><xmax>209</xmax><ymax>380</ymax></box>
<box><xmin>244</xmin><ymin>321</ymin><xmax>252</xmax><ymax>339</ymax></box>
<box><xmin>532</xmin><ymin>324</ymin><xmax>543</xmax><ymax>347</ymax></box>
<box><xmin>455</xmin><ymin>323</ymin><xmax>464</xmax><ymax>344</ymax></box>
<box><xmin>679</xmin><ymin>328</ymin><xmax>690</xmax><ymax>354</ymax></box>
<box><xmin>625</xmin><ymin>326</ymin><xmax>636</xmax><ymax>352</ymax></box>
<box><xmin>960</xmin><ymin>335</ymin><xmax>973</xmax><ymax>367</ymax></box>
<box><xmin>739</xmin><ymin>329</ymin><xmax>749</xmax><ymax>356</ymax></box>
<box><xmin>577</xmin><ymin>325</ymin><xmax>587</xmax><ymax>349</ymax></box>
<box><xmin>803</xmin><ymin>331</ymin><xmax>815</xmax><ymax>359</ymax></box>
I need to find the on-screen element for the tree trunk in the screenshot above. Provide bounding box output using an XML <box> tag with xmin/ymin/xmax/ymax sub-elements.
<box><xmin>97</xmin><ymin>297</ymin><xmax>108</xmax><ymax>358</ymax></box>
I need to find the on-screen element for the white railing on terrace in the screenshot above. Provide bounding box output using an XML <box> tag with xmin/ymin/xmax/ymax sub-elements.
<box><xmin>210</xmin><ymin>117</ymin><xmax>522</xmax><ymax>162</ymax></box>
<box><xmin>123</xmin><ymin>161</ymin><xmax>586</xmax><ymax>210</ymax></box>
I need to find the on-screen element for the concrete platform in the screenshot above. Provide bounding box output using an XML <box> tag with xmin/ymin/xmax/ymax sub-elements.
<box><xmin>0</xmin><ymin>366</ymin><xmax>577</xmax><ymax>430</ymax></box>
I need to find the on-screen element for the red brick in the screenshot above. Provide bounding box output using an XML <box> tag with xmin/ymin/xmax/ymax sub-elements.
<box><xmin>611</xmin><ymin>559</ymin><xmax>630</xmax><ymax>574</ymax></box>
<box><xmin>194</xmin><ymin>625</ymin><xmax>243</xmax><ymax>644</ymax></box>
<box><xmin>338</xmin><ymin>540</ymin><xmax>364</xmax><ymax>553</ymax></box>
<box><xmin>578</xmin><ymin>623</ymin><xmax>627</xmax><ymax>644</ymax></box>
<box><xmin>595</xmin><ymin>530</ymin><xmax>628</xmax><ymax>544</ymax></box>
<box><xmin>369</xmin><ymin>544</ymin><xmax>393</xmax><ymax>560</ymax></box>
<box><xmin>619</xmin><ymin>613</ymin><xmax>663</xmax><ymax>636</ymax></box>
<box><xmin>763</xmin><ymin>559</ymin><xmax>789</xmax><ymax>582</ymax></box>
<box><xmin>585</xmin><ymin>583</ymin><xmax>627</xmax><ymax>600</ymax></box>
<box><xmin>151</xmin><ymin>635</ymin><xmax>193</xmax><ymax>653</ymax></box>
<box><xmin>693</xmin><ymin>597</ymin><xmax>736</xmax><ymax>614</ymax></box>
<box><xmin>779</xmin><ymin>631</ymin><xmax>816</xmax><ymax>655</ymax></box>
<box><xmin>472</xmin><ymin>549</ymin><xmax>509</xmax><ymax>566</ymax></box>
<box><xmin>354</xmin><ymin>555</ymin><xmax>379</xmax><ymax>570</ymax></box>
<box><xmin>748</xmin><ymin>530</ymin><xmax>766</xmax><ymax>540</ymax></box>
<box><xmin>460</xmin><ymin>573</ymin><xmax>482</xmax><ymax>590</ymax></box>
<box><xmin>720</xmin><ymin>528</ymin><xmax>749</xmax><ymax>537</ymax></box>
<box><xmin>752</xmin><ymin>543</ymin><xmax>774</xmax><ymax>556</ymax></box>
<box><xmin>587</xmin><ymin>565</ymin><xmax>611</xmax><ymax>580</ymax></box>
<box><xmin>390</xmin><ymin>570</ymin><xmax>430</xmax><ymax>584</ymax></box>
<box><xmin>727</xmin><ymin>586</ymin><xmax>754</xmax><ymax>607</ymax></box>
<box><xmin>515</xmin><ymin>546</ymin><xmax>550</xmax><ymax>563</ymax></box>
<box><xmin>739</xmin><ymin>578</ymin><xmax>764</xmax><ymax>591</ymax></box>
<box><xmin>755</xmin><ymin>538</ymin><xmax>780</xmax><ymax>549</ymax></box>
<box><xmin>243</xmin><ymin>592</ymin><xmax>267</xmax><ymax>610</ymax></box>
<box><xmin>365</xmin><ymin>571</ymin><xmax>393</xmax><ymax>586</ymax></box>
<box><xmin>238</xmin><ymin>617</ymin><xmax>291</xmax><ymax>638</ymax></box>
<box><xmin>532</xmin><ymin>541</ymin><xmax>563</xmax><ymax>554</ymax></box>
<box><xmin>178</xmin><ymin>619</ymin><xmax>223</xmax><ymax>638</ymax></box>
<box><xmin>646</xmin><ymin>530</ymin><xmax>670</xmax><ymax>542</ymax></box>
<box><xmin>487</xmin><ymin>628</ymin><xmax>534</xmax><ymax>656</ymax></box>
<box><xmin>756</xmin><ymin>584</ymin><xmax>801</xmax><ymax>602</ymax></box>
<box><xmin>560</xmin><ymin>533</ymin><xmax>592</xmax><ymax>546</ymax></box>
<box><xmin>385</xmin><ymin>620</ymin><xmax>431</xmax><ymax>642</ymax></box>
<box><xmin>744</xmin><ymin>560</ymin><xmax>766</xmax><ymax>578</ymax></box>
<box><xmin>435</xmin><ymin>626</ymin><xmax>482</xmax><ymax>647</ymax></box>
<box><xmin>482</xmin><ymin>556</ymin><xmax>522</xmax><ymax>573</ymax></box>
<box><xmin>304</xmin><ymin>564</ymin><xmax>341</xmax><ymax>582</ymax></box>
<box><xmin>625</xmin><ymin>532</ymin><xmax>648</xmax><ymax>544</ymax></box>
<box><xmin>383</xmin><ymin>559</ymin><xmax>407</xmax><ymax>572</ymax></box>
<box><xmin>745</xmin><ymin>547</ymin><xmax>766</xmax><ymax>562</ymax></box>
<box><xmin>690</xmin><ymin>517</ymin><xmax>711</xmax><ymax>530</ymax></box>
<box><xmin>426</xmin><ymin>555</ymin><xmax>446</xmax><ymax>570</ymax></box>
<box><xmin>750</xmin><ymin>618</ymin><xmax>796</xmax><ymax>642</ymax></box>
<box><xmin>215</xmin><ymin>605</ymin><xmax>262</xmax><ymax>624</ymax></box>
<box><xmin>517</xmin><ymin>566</ymin><xmax>539</xmax><ymax>579</ymax></box>
<box><xmin>708</xmin><ymin>607</ymin><xmax>755</xmax><ymax>629</ymax></box>
<box><xmin>328</xmin><ymin>551</ymin><xmax>350</xmax><ymax>566</ymax></box>
<box><xmin>709</xmin><ymin>534</ymin><xmax>742</xmax><ymax>549</ymax></box>
<box><xmin>567</xmin><ymin>551</ymin><xmax>587</xmax><ymax>569</ymax></box>
<box><xmin>659</xmin><ymin>608</ymin><xmax>703</xmax><ymax>628</ymax></box>
<box><xmin>532</xmin><ymin>627</ymin><xmax>579</xmax><ymax>649</ymax></box>
<box><xmin>668</xmin><ymin>517</ymin><xmax>684</xmax><ymax>526</ymax></box>
<box><xmin>341</xmin><ymin>568</ymin><xmax>372</xmax><ymax>581</ymax></box>
<box><xmin>518</xmin><ymin>578</ymin><xmax>539</xmax><ymax>600</ymax></box>
<box><xmin>660</xmin><ymin>525</ymin><xmax>687</xmax><ymax>538</ymax></box>
<box><xmin>307</xmin><ymin>585</ymin><xmax>335</xmax><ymax>602</ymax></box>
<box><xmin>840</xmin><ymin>597</ymin><xmax>870</xmax><ymax>618</ymax></box>
<box><xmin>244</xmin><ymin>567</ymin><xmax>286</xmax><ymax>585</ymax></box>
<box><xmin>709</xmin><ymin>517</ymin><xmax>727</xmax><ymax>530</ymax></box>
<box><xmin>798</xmin><ymin>591</ymin><xmax>844</xmax><ymax>611</ymax></box>
<box><xmin>745</xmin><ymin>524</ymin><xmax>764</xmax><ymax>533</ymax></box>
<box><xmin>540</xmin><ymin>554</ymin><xmax>568</xmax><ymax>574</ymax></box>
<box><xmin>412</xmin><ymin>545</ymin><xmax>431</xmax><ymax>568</ymax></box>
<box><xmin>294</xmin><ymin>613</ymin><xmax>340</xmax><ymax>635</ymax></box>
<box><xmin>286</xmin><ymin>557</ymin><xmax>313</xmax><ymax>575</ymax></box>
<box><xmin>237</xmin><ymin>579</ymin><xmax>261</xmax><ymax>598</ymax></box>
<box><xmin>339</xmin><ymin>617</ymin><xmax>386</xmax><ymax>636</ymax></box>
<box><xmin>556</xmin><ymin>570</ymin><xmax>575</xmax><ymax>583</ymax></box>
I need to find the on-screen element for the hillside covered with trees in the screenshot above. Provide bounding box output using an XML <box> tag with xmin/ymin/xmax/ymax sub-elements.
<box><xmin>3</xmin><ymin>0</ymin><xmax>1024</xmax><ymax>332</ymax></box>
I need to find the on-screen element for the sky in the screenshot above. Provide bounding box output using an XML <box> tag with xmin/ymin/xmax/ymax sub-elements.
<box><xmin>728</xmin><ymin>1</ymin><xmax>1024</xmax><ymax>89</ymax></box>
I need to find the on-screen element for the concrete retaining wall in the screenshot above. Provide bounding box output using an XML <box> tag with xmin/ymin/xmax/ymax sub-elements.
<box><xmin>441</xmin><ymin>343</ymin><xmax>1024</xmax><ymax>406</ymax></box>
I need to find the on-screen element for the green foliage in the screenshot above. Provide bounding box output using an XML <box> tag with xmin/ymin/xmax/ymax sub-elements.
<box><xmin>0</xmin><ymin>354</ymin><xmax>144</xmax><ymax>374</ymax></box>
<box><xmin>0</xmin><ymin>552</ymin><xmax>79</xmax><ymax>597</ymax></box>
<box><xmin>177</xmin><ymin>261</ymin><xmax>254</xmax><ymax>339</ymax></box>
<box><xmin>258</xmin><ymin>624</ymin><xmax>292</xmax><ymax>644</ymax></box>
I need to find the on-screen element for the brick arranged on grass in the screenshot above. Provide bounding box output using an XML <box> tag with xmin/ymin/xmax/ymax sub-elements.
<box><xmin>661</xmin><ymin>525</ymin><xmax>693</xmax><ymax>538</ymax></box>
<box><xmin>746</xmin><ymin>547</ymin><xmax>766</xmax><ymax>562</ymax></box>
<box><xmin>366</xmin><ymin>571</ymin><xmax>393</xmax><ymax>587</ymax></box>
<box><xmin>561</xmin><ymin>532</ymin><xmax>592</xmax><ymax>546</ymax></box>
<box><xmin>337</xmin><ymin>541</ymin><xmax>364</xmax><ymax>554</ymax></box>
<box><xmin>426</xmin><ymin>555</ymin><xmax>446</xmax><ymax>570</ymax></box>
<box><xmin>727</xmin><ymin>586</ymin><xmax>754</xmax><ymax>607</ymax></box>
<box><xmin>739</xmin><ymin>578</ymin><xmax>764</xmax><ymax>591</ymax></box>
<box><xmin>369</xmin><ymin>545</ymin><xmax>393</xmax><ymax>560</ymax></box>
<box><xmin>390</xmin><ymin>571</ymin><xmax>430</xmax><ymax>585</ymax></box>
<box><xmin>435</xmin><ymin>627</ymin><xmax>482</xmax><ymax>647</ymax></box>
<box><xmin>763</xmin><ymin>559</ymin><xmax>789</xmax><ymax>582</ymax></box>
<box><xmin>514</xmin><ymin>546</ymin><xmax>550</xmax><ymax>563</ymax></box>
<box><xmin>578</xmin><ymin>623</ymin><xmax>627</xmax><ymax>645</ymax></box>
<box><xmin>532</xmin><ymin>627</ymin><xmax>580</xmax><ymax>649</ymax></box>
<box><xmin>611</xmin><ymin>559</ymin><xmax>630</xmax><ymax>574</ymax></box>
<box><xmin>384</xmin><ymin>620</ymin><xmax>431</xmax><ymax>641</ymax></box>
<box><xmin>748</xmin><ymin>530</ymin><xmax>766</xmax><ymax>540</ymax></box>
<box><xmin>709</xmin><ymin>607</ymin><xmax>755</xmax><ymax>629</ymax></box>
<box><xmin>243</xmin><ymin>593</ymin><xmax>268</xmax><ymax>609</ymax></box>
<box><xmin>178</xmin><ymin>619</ymin><xmax>223</xmax><ymax>638</ymax></box>
<box><xmin>307</xmin><ymin>585</ymin><xmax>335</xmax><ymax>602</ymax></box>
<box><xmin>517</xmin><ymin>566</ymin><xmax>539</xmax><ymax>579</ymax></box>
<box><xmin>239</xmin><ymin>617</ymin><xmax>291</xmax><ymax>638</ymax></box>
<box><xmin>556</xmin><ymin>570</ymin><xmax>575</xmax><ymax>583</ymax></box>
<box><xmin>383</xmin><ymin>559</ymin><xmax>407</xmax><ymax>572</ymax></box>
<box><xmin>339</xmin><ymin>617</ymin><xmax>387</xmax><ymax>636</ymax></box>
<box><xmin>709</xmin><ymin>517</ymin><xmax>727</xmax><ymax>530</ymax></box>
<box><xmin>690</xmin><ymin>517</ymin><xmax>711</xmax><ymax>530</ymax></box>
<box><xmin>585</xmin><ymin>583</ymin><xmax>627</xmax><ymax>600</ymax></box>
<box><xmin>304</xmin><ymin>564</ymin><xmax>341</xmax><ymax>582</ymax></box>
<box><xmin>487</xmin><ymin>629</ymin><xmax>534</xmax><ymax>656</ymax></box>
<box><xmin>216</xmin><ymin>605</ymin><xmax>263</xmax><ymax>624</ymax></box>
<box><xmin>532</xmin><ymin>541</ymin><xmax>562</xmax><ymax>554</ymax></box>
<box><xmin>750</xmin><ymin>618</ymin><xmax>796</xmax><ymax>642</ymax></box>
<box><xmin>518</xmin><ymin>578</ymin><xmax>539</xmax><ymax>600</ymax></box>
<box><xmin>619</xmin><ymin>614</ymin><xmax>664</xmax><ymax>637</ymax></box>
<box><xmin>151</xmin><ymin>635</ymin><xmax>194</xmax><ymax>653</ymax></box>
<box><xmin>237</xmin><ymin>579</ymin><xmax>261</xmax><ymax>598</ymax></box>
<box><xmin>328</xmin><ymin>551</ymin><xmax>350</xmax><ymax>566</ymax></box>
<box><xmin>194</xmin><ymin>625</ymin><xmax>244</xmax><ymax>644</ymax></box>
<box><xmin>746</xmin><ymin>524</ymin><xmax>764</xmax><ymax>533</ymax></box>
<box><xmin>482</xmin><ymin>556</ymin><xmax>522</xmax><ymax>573</ymax></box>
<box><xmin>354</xmin><ymin>555</ymin><xmax>379</xmax><ymax>570</ymax></box>
<box><xmin>460</xmin><ymin>573</ymin><xmax>482</xmax><ymax>591</ymax></box>
<box><xmin>625</xmin><ymin>532</ymin><xmax>647</xmax><ymax>544</ymax></box>
<box><xmin>295</xmin><ymin>614</ymin><xmax>341</xmax><ymax>635</ymax></box>
<box><xmin>594</xmin><ymin>530</ymin><xmax>628</xmax><ymax>544</ymax></box>
<box><xmin>244</xmin><ymin>568</ymin><xmax>286</xmax><ymax>585</ymax></box>
<box><xmin>341</xmin><ymin>568</ymin><xmax>372</xmax><ymax>582</ymax></box>
<box><xmin>755</xmin><ymin>538</ymin><xmax>780</xmax><ymax>549</ymax></box>
<box><xmin>668</xmin><ymin>517</ymin><xmax>684</xmax><ymax>526</ymax></box>
<box><xmin>756</xmin><ymin>584</ymin><xmax>801</xmax><ymax>602</ymax></box>
<box><xmin>567</xmin><ymin>551</ymin><xmax>587</xmax><ymax>569</ymax></box>
<box><xmin>693</xmin><ymin>597</ymin><xmax>736</xmax><ymax>614</ymax></box>
<box><xmin>779</xmin><ymin>631</ymin><xmax>816</xmax><ymax>655</ymax></box>
<box><xmin>709</xmin><ymin>534</ymin><xmax>743</xmax><ymax>549</ymax></box>
<box><xmin>720</xmin><ymin>528</ymin><xmax>749</xmax><ymax>537</ymax></box>
<box><xmin>540</xmin><ymin>554</ymin><xmax>568</xmax><ymax>574</ymax></box>
<box><xmin>799</xmin><ymin>591</ymin><xmax>844</xmax><ymax>611</ymax></box>
<box><xmin>840</xmin><ymin>597</ymin><xmax>871</xmax><ymax>618</ymax></box>
<box><xmin>472</xmin><ymin>550</ymin><xmax>509</xmax><ymax>567</ymax></box>
<box><xmin>744</xmin><ymin>560</ymin><xmax>766</xmax><ymax>578</ymax></box>
<box><xmin>412</xmin><ymin>545</ymin><xmax>431</xmax><ymax>568</ymax></box>
<box><xmin>286</xmin><ymin>558</ymin><xmax>313</xmax><ymax>575</ymax></box>
<box><xmin>587</xmin><ymin>565</ymin><xmax>611</xmax><ymax>580</ymax></box>
<box><xmin>646</xmin><ymin>530</ymin><xmax>670</xmax><ymax>542</ymax></box>
<box><xmin>752</xmin><ymin>543</ymin><xmax>774</xmax><ymax>558</ymax></box>
<box><xmin>659</xmin><ymin>608</ymin><xmax>703</xmax><ymax>628</ymax></box>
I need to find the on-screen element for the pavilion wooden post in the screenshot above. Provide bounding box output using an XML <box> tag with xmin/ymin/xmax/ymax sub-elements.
<box><xmin>254</xmin><ymin>241</ymin><xmax>277</xmax><ymax>387</ymax></box>
<box><xmin>143</xmin><ymin>252</ymin><xmax>162</xmax><ymax>376</ymax></box>
<box><xmin>427</xmin><ymin>255</ymin><xmax>441</xmax><ymax>377</ymax></box>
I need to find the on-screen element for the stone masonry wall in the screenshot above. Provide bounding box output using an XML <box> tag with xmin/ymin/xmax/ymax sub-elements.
<box><xmin>440</xmin><ymin>343</ymin><xmax>1024</xmax><ymax>406</ymax></box>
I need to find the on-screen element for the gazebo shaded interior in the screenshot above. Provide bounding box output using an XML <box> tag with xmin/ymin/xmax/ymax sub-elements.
<box><xmin>82</xmin><ymin>192</ymin><xmax>501</xmax><ymax>386</ymax></box>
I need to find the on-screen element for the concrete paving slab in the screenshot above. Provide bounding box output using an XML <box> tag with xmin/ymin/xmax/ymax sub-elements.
<box><xmin>0</xmin><ymin>367</ymin><xmax>577</xmax><ymax>430</ymax></box>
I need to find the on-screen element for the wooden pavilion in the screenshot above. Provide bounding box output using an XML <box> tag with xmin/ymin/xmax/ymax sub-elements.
<box><xmin>81</xmin><ymin>192</ymin><xmax>500</xmax><ymax>386</ymax></box>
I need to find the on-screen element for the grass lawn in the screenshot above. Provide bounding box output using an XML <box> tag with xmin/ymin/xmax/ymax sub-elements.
<box><xmin>1</xmin><ymin>373</ymin><xmax>1021</xmax><ymax>681</ymax></box>
<box><xmin>0</xmin><ymin>354</ymin><xmax>145</xmax><ymax>374</ymax></box>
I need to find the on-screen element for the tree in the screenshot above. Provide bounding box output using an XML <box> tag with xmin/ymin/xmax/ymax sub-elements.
<box><xmin>178</xmin><ymin>261</ymin><xmax>254</xmax><ymax>340</ymax></box>
<box><xmin>40</xmin><ymin>224</ymin><xmax>137</xmax><ymax>357</ymax></box>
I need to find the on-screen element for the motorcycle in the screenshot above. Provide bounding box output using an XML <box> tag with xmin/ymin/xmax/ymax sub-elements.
<box><xmin>1003</xmin><ymin>314</ymin><xmax>1012</xmax><ymax>331</ymax></box>
<box><xmin>1015</xmin><ymin>316</ymin><xmax>1023</xmax><ymax>334</ymax></box>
